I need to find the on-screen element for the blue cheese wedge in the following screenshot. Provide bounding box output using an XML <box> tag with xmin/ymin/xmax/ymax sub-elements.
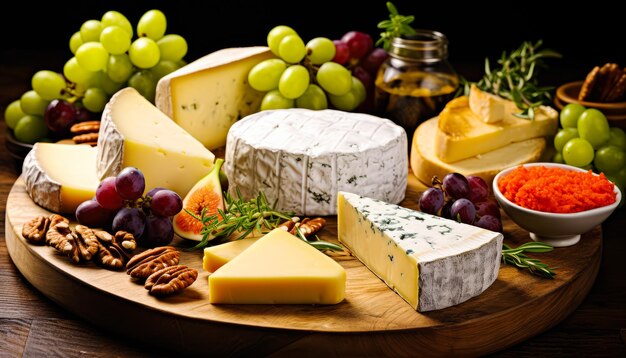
<box><xmin>224</xmin><ymin>108</ymin><xmax>408</xmax><ymax>216</ymax></box>
<box><xmin>337</xmin><ymin>191</ymin><xmax>503</xmax><ymax>312</ymax></box>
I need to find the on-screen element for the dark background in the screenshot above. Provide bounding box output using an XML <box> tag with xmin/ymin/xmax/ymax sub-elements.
<box><xmin>1</xmin><ymin>0</ymin><xmax>625</xmax><ymax>91</ymax></box>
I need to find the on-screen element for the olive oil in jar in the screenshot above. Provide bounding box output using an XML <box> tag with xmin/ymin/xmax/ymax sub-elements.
<box><xmin>374</xmin><ymin>31</ymin><xmax>459</xmax><ymax>146</ymax></box>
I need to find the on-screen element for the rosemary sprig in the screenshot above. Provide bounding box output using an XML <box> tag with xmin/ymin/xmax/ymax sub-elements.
<box><xmin>376</xmin><ymin>1</ymin><xmax>417</xmax><ymax>51</ymax></box>
<box><xmin>501</xmin><ymin>241</ymin><xmax>557</xmax><ymax>279</ymax></box>
<box><xmin>294</xmin><ymin>225</ymin><xmax>344</xmax><ymax>252</ymax></box>
<box><xmin>463</xmin><ymin>40</ymin><xmax>561</xmax><ymax>120</ymax></box>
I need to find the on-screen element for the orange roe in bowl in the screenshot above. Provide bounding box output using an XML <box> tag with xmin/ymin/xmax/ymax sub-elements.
<box><xmin>497</xmin><ymin>165</ymin><xmax>617</xmax><ymax>213</ymax></box>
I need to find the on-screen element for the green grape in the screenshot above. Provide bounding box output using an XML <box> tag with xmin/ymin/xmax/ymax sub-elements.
<box><xmin>248</xmin><ymin>58</ymin><xmax>287</xmax><ymax>92</ymax></box>
<box><xmin>559</xmin><ymin>103</ymin><xmax>586</xmax><ymax>128</ymax></box>
<box><xmin>278</xmin><ymin>65</ymin><xmax>309</xmax><ymax>99</ymax></box>
<box><xmin>82</xmin><ymin>88</ymin><xmax>108</xmax><ymax>112</ymax></box>
<box><xmin>76</xmin><ymin>42</ymin><xmax>109</xmax><ymax>72</ymax></box>
<box><xmin>14</xmin><ymin>115</ymin><xmax>48</xmax><ymax>144</ymax></box>
<box><xmin>553</xmin><ymin>127</ymin><xmax>579</xmax><ymax>152</ymax></box>
<box><xmin>20</xmin><ymin>90</ymin><xmax>49</xmax><ymax>116</ymax></box>
<box><xmin>296</xmin><ymin>84</ymin><xmax>328</xmax><ymax>110</ymax></box>
<box><xmin>128</xmin><ymin>70</ymin><xmax>156</xmax><ymax>102</ymax></box>
<box><xmin>31</xmin><ymin>70</ymin><xmax>66</xmax><ymax>101</ymax></box>
<box><xmin>96</xmin><ymin>72</ymin><xmax>124</xmax><ymax>95</ymax></box>
<box><xmin>562</xmin><ymin>137</ymin><xmax>595</xmax><ymax>168</ymax></box>
<box><xmin>129</xmin><ymin>37</ymin><xmax>160</xmax><ymax>69</ymax></box>
<box><xmin>552</xmin><ymin>151</ymin><xmax>565</xmax><ymax>164</ymax></box>
<box><xmin>260</xmin><ymin>90</ymin><xmax>294</xmax><ymax>110</ymax></box>
<box><xmin>316</xmin><ymin>62</ymin><xmax>352</xmax><ymax>96</ymax></box>
<box><xmin>4</xmin><ymin>100</ymin><xmax>25</xmax><ymax>129</ymax></box>
<box><xmin>279</xmin><ymin>34</ymin><xmax>306</xmax><ymax>64</ymax></box>
<box><xmin>101</xmin><ymin>10</ymin><xmax>133</xmax><ymax>37</ymax></box>
<box><xmin>137</xmin><ymin>9</ymin><xmax>167</xmax><ymax>40</ymax></box>
<box><xmin>350</xmin><ymin>76</ymin><xmax>366</xmax><ymax>103</ymax></box>
<box><xmin>306</xmin><ymin>37</ymin><xmax>336</xmax><ymax>65</ymax></box>
<box><xmin>608</xmin><ymin>127</ymin><xmax>626</xmax><ymax>150</ymax></box>
<box><xmin>578</xmin><ymin>108</ymin><xmax>610</xmax><ymax>149</ymax></box>
<box><xmin>156</xmin><ymin>34</ymin><xmax>187</xmax><ymax>62</ymax></box>
<box><xmin>106</xmin><ymin>54</ymin><xmax>134</xmax><ymax>83</ymax></box>
<box><xmin>328</xmin><ymin>78</ymin><xmax>362</xmax><ymax>111</ymax></box>
<box><xmin>267</xmin><ymin>25</ymin><xmax>296</xmax><ymax>57</ymax></box>
<box><xmin>69</xmin><ymin>31</ymin><xmax>83</xmax><ymax>54</ymax></box>
<box><xmin>150</xmin><ymin>60</ymin><xmax>179</xmax><ymax>81</ymax></box>
<box><xmin>100</xmin><ymin>25</ymin><xmax>131</xmax><ymax>55</ymax></box>
<box><xmin>80</xmin><ymin>20</ymin><xmax>103</xmax><ymax>43</ymax></box>
<box><xmin>64</xmin><ymin>57</ymin><xmax>95</xmax><ymax>85</ymax></box>
<box><xmin>594</xmin><ymin>145</ymin><xmax>626</xmax><ymax>175</ymax></box>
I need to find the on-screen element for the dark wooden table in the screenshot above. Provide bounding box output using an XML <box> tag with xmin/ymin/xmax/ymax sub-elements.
<box><xmin>1</xmin><ymin>58</ymin><xmax>625</xmax><ymax>357</ymax></box>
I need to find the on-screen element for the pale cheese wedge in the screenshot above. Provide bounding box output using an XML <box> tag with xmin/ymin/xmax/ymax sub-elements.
<box><xmin>202</xmin><ymin>238</ymin><xmax>259</xmax><ymax>273</ymax></box>
<box><xmin>411</xmin><ymin>117</ymin><xmax>546</xmax><ymax>186</ymax></box>
<box><xmin>468</xmin><ymin>84</ymin><xmax>520</xmax><ymax>123</ymax></box>
<box><xmin>209</xmin><ymin>228</ymin><xmax>345</xmax><ymax>305</ymax></box>
<box><xmin>435</xmin><ymin>96</ymin><xmax>557</xmax><ymax>163</ymax></box>
<box><xmin>156</xmin><ymin>47</ymin><xmax>273</xmax><ymax>150</ymax></box>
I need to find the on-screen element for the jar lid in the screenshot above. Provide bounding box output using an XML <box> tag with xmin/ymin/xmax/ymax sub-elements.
<box><xmin>389</xmin><ymin>30</ymin><xmax>449</xmax><ymax>62</ymax></box>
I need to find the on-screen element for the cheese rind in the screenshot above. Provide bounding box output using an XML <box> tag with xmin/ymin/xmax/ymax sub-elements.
<box><xmin>224</xmin><ymin>108</ymin><xmax>408</xmax><ymax>216</ymax></box>
<box><xmin>436</xmin><ymin>96</ymin><xmax>558</xmax><ymax>163</ymax></box>
<box><xmin>202</xmin><ymin>238</ymin><xmax>259</xmax><ymax>273</ymax></box>
<box><xmin>411</xmin><ymin>116</ymin><xmax>546</xmax><ymax>186</ymax></box>
<box><xmin>23</xmin><ymin>143</ymin><xmax>100</xmax><ymax>213</ymax></box>
<box><xmin>468</xmin><ymin>84</ymin><xmax>520</xmax><ymax>123</ymax></box>
<box><xmin>156</xmin><ymin>47</ymin><xmax>273</xmax><ymax>150</ymax></box>
<box><xmin>337</xmin><ymin>191</ymin><xmax>503</xmax><ymax>312</ymax></box>
<box><xmin>208</xmin><ymin>228</ymin><xmax>346</xmax><ymax>305</ymax></box>
<box><xmin>97</xmin><ymin>87</ymin><xmax>215</xmax><ymax>198</ymax></box>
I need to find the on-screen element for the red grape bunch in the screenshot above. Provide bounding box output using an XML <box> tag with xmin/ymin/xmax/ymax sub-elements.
<box><xmin>75</xmin><ymin>167</ymin><xmax>183</xmax><ymax>247</ymax></box>
<box><xmin>418</xmin><ymin>173</ymin><xmax>503</xmax><ymax>232</ymax></box>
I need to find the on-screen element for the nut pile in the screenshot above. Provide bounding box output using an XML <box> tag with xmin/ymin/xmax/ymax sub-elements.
<box><xmin>126</xmin><ymin>246</ymin><xmax>198</xmax><ymax>296</ymax></box>
<box><xmin>579</xmin><ymin>63</ymin><xmax>626</xmax><ymax>102</ymax></box>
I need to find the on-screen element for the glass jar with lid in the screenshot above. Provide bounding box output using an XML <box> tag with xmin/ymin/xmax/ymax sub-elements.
<box><xmin>374</xmin><ymin>30</ymin><xmax>459</xmax><ymax>147</ymax></box>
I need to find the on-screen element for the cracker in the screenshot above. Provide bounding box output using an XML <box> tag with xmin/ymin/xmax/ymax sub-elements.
<box><xmin>606</xmin><ymin>71</ymin><xmax>626</xmax><ymax>102</ymax></box>
<box><xmin>579</xmin><ymin>66</ymin><xmax>599</xmax><ymax>101</ymax></box>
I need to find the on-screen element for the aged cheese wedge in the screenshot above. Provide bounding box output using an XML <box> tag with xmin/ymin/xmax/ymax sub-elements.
<box><xmin>22</xmin><ymin>143</ymin><xmax>100</xmax><ymax>214</ymax></box>
<box><xmin>202</xmin><ymin>238</ymin><xmax>259</xmax><ymax>273</ymax></box>
<box><xmin>155</xmin><ymin>47</ymin><xmax>273</xmax><ymax>150</ymax></box>
<box><xmin>468</xmin><ymin>84</ymin><xmax>520</xmax><ymax>123</ymax></box>
<box><xmin>411</xmin><ymin>116</ymin><xmax>546</xmax><ymax>185</ymax></box>
<box><xmin>436</xmin><ymin>96</ymin><xmax>557</xmax><ymax>163</ymax></box>
<box><xmin>337</xmin><ymin>191</ymin><xmax>503</xmax><ymax>312</ymax></box>
<box><xmin>97</xmin><ymin>87</ymin><xmax>215</xmax><ymax>198</ymax></box>
<box><xmin>209</xmin><ymin>228</ymin><xmax>346</xmax><ymax>304</ymax></box>
<box><xmin>224</xmin><ymin>108</ymin><xmax>408</xmax><ymax>216</ymax></box>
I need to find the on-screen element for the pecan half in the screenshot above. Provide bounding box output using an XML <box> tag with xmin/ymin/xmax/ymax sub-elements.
<box><xmin>126</xmin><ymin>246</ymin><xmax>180</xmax><ymax>280</ymax></box>
<box><xmin>94</xmin><ymin>229</ymin><xmax>137</xmax><ymax>270</ymax></box>
<box><xmin>145</xmin><ymin>265</ymin><xmax>198</xmax><ymax>297</ymax></box>
<box><xmin>22</xmin><ymin>216</ymin><xmax>51</xmax><ymax>245</ymax></box>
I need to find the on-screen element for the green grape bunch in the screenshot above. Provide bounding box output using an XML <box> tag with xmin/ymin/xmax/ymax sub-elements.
<box><xmin>4</xmin><ymin>9</ymin><xmax>189</xmax><ymax>144</ymax></box>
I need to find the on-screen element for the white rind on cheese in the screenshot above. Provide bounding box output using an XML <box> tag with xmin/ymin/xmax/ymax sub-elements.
<box><xmin>411</xmin><ymin>116</ymin><xmax>546</xmax><ymax>186</ymax></box>
<box><xmin>97</xmin><ymin>103</ymin><xmax>125</xmax><ymax>177</ymax></box>
<box><xmin>156</xmin><ymin>46</ymin><xmax>273</xmax><ymax>150</ymax></box>
<box><xmin>225</xmin><ymin>108</ymin><xmax>408</xmax><ymax>216</ymax></box>
<box><xmin>337</xmin><ymin>191</ymin><xmax>503</xmax><ymax>312</ymax></box>
<box><xmin>23</xmin><ymin>145</ymin><xmax>62</xmax><ymax>212</ymax></box>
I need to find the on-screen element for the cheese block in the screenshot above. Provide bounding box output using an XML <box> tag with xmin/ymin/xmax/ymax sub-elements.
<box><xmin>156</xmin><ymin>47</ymin><xmax>273</xmax><ymax>150</ymax></box>
<box><xmin>202</xmin><ymin>238</ymin><xmax>259</xmax><ymax>273</ymax></box>
<box><xmin>224</xmin><ymin>108</ymin><xmax>408</xmax><ymax>216</ymax></box>
<box><xmin>22</xmin><ymin>143</ymin><xmax>100</xmax><ymax>214</ymax></box>
<box><xmin>411</xmin><ymin>116</ymin><xmax>546</xmax><ymax>186</ymax></box>
<box><xmin>337</xmin><ymin>191</ymin><xmax>503</xmax><ymax>312</ymax></box>
<box><xmin>436</xmin><ymin>96</ymin><xmax>558</xmax><ymax>163</ymax></box>
<box><xmin>97</xmin><ymin>87</ymin><xmax>215</xmax><ymax>198</ymax></box>
<box><xmin>209</xmin><ymin>228</ymin><xmax>346</xmax><ymax>304</ymax></box>
<box><xmin>468</xmin><ymin>84</ymin><xmax>520</xmax><ymax>123</ymax></box>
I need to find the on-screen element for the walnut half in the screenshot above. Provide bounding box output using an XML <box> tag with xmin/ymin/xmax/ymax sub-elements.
<box><xmin>93</xmin><ymin>229</ymin><xmax>137</xmax><ymax>270</ymax></box>
<box><xmin>145</xmin><ymin>265</ymin><xmax>198</xmax><ymax>296</ymax></box>
<box><xmin>22</xmin><ymin>216</ymin><xmax>51</xmax><ymax>245</ymax></box>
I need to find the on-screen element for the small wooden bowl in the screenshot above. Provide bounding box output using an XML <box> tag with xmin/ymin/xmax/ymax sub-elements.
<box><xmin>555</xmin><ymin>81</ymin><xmax>626</xmax><ymax>128</ymax></box>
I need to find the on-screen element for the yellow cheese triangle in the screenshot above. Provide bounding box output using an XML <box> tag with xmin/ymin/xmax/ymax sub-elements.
<box><xmin>202</xmin><ymin>238</ymin><xmax>259</xmax><ymax>273</ymax></box>
<box><xmin>209</xmin><ymin>228</ymin><xmax>346</xmax><ymax>304</ymax></box>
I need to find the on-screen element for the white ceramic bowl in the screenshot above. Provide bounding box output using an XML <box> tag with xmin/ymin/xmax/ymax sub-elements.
<box><xmin>493</xmin><ymin>162</ymin><xmax>621</xmax><ymax>247</ymax></box>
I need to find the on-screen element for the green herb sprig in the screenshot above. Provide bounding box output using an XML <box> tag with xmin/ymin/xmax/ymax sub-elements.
<box><xmin>502</xmin><ymin>241</ymin><xmax>557</xmax><ymax>278</ymax></box>
<box><xmin>376</xmin><ymin>1</ymin><xmax>417</xmax><ymax>51</ymax></box>
<box><xmin>460</xmin><ymin>40</ymin><xmax>561</xmax><ymax>120</ymax></box>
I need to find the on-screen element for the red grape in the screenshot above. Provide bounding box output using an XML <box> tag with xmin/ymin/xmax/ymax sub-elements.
<box><xmin>146</xmin><ymin>187</ymin><xmax>167</xmax><ymax>198</ymax></box>
<box><xmin>418</xmin><ymin>187</ymin><xmax>444</xmax><ymax>215</ymax></box>
<box><xmin>474</xmin><ymin>215</ymin><xmax>502</xmax><ymax>232</ymax></box>
<box><xmin>361</xmin><ymin>48</ymin><xmax>388</xmax><ymax>75</ymax></box>
<box><xmin>442</xmin><ymin>173</ymin><xmax>470</xmax><ymax>199</ymax></box>
<box><xmin>341</xmin><ymin>31</ymin><xmax>373</xmax><ymax>60</ymax></box>
<box><xmin>450</xmin><ymin>198</ymin><xmax>476</xmax><ymax>224</ymax></box>
<box><xmin>151</xmin><ymin>189</ymin><xmax>183</xmax><ymax>217</ymax></box>
<box><xmin>332</xmin><ymin>40</ymin><xmax>350</xmax><ymax>65</ymax></box>
<box><xmin>475</xmin><ymin>200</ymin><xmax>501</xmax><ymax>219</ymax></box>
<box><xmin>44</xmin><ymin>99</ymin><xmax>77</xmax><ymax>135</ymax></box>
<box><xmin>74</xmin><ymin>106</ymin><xmax>91</xmax><ymax>122</ymax></box>
<box><xmin>115</xmin><ymin>167</ymin><xmax>145</xmax><ymax>200</ymax></box>
<box><xmin>112</xmin><ymin>207</ymin><xmax>146</xmax><ymax>238</ymax></box>
<box><xmin>141</xmin><ymin>215</ymin><xmax>174</xmax><ymax>247</ymax></box>
<box><xmin>75</xmin><ymin>199</ymin><xmax>112</xmax><ymax>228</ymax></box>
<box><xmin>467</xmin><ymin>175</ymin><xmax>489</xmax><ymax>203</ymax></box>
<box><xmin>352</xmin><ymin>66</ymin><xmax>373</xmax><ymax>90</ymax></box>
<box><xmin>96</xmin><ymin>177</ymin><xmax>124</xmax><ymax>210</ymax></box>
<box><xmin>440</xmin><ymin>200</ymin><xmax>453</xmax><ymax>220</ymax></box>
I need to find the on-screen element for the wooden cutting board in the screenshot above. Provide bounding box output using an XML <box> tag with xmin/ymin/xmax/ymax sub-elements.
<box><xmin>5</xmin><ymin>174</ymin><xmax>601</xmax><ymax>357</ymax></box>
